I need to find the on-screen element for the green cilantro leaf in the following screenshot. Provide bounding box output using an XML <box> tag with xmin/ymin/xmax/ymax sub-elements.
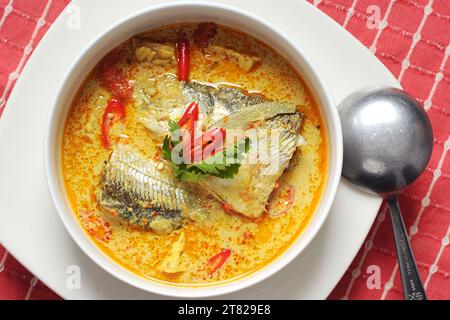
<box><xmin>168</xmin><ymin>119</ymin><xmax>181</xmax><ymax>134</ymax></box>
<box><xmin>162</xmin><ymin>126</ymin><xmax>250</xmax><ymax>182</ymax></box>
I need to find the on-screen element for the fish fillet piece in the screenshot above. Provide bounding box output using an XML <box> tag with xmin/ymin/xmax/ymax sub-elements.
<box><xmin>184</xmin><ymin>83</ymin><xmax>302</xmax><ymax>218</ymax></box>
<box><xmin>199</xmin><ymin>113</ymin><xmax>302</xmax><ymax>219</ymax></box>
<box><xmin>210</xmin><ymin>101</ymin><xmax>297</xmax><ymax>130</ymax></box>
<box><xmin>182</xmin><ymin>81</ymin><xmax>264</xmax><ymax>125</ymax></box>
<box><xmin>135</xmin><ymin>75</ymin><xmax>303</xmax><ymax>218</ymax></box>
<box><xmin>135</xmin><ymin>75</ymin><xmax>266</xmax><ymax>136</ymax></box>
<box><xmin>98</xmin><ymin>144</ymin><xmax>193</xmax><ymax>234</ymax></box>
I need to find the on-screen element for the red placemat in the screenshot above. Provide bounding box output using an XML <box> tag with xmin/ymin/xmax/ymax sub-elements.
<box><xmin>0</xmin><ymin>0</ymin><xmax>448</xmax><ymax>300</ymax></box>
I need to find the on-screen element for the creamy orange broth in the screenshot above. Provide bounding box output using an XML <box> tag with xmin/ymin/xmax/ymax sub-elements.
<box><xmin>62</xmin><ymin>23</ymin><xmax>327</xmax><ymax>286</ymax></box>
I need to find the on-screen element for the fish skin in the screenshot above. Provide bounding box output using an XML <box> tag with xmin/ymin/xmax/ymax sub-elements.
<box><xmin>182</xmin><ymin>81</ymin><xmax>264</xmax><ymax>117</ymax></box>
<box><xmin>181</xmin><ymin>80</ymin><xmax>303</xmax><ymax>218</ymax></box>
<box><xmin>209</xmin><ymin>101</ymin><xmax>297</xmax><ymax>130</ymax></box>
<box><xmin>136</xmin><ymin>75</ymin><xmax>303</xmax><ymax>218</ymax></box>
<box><xmin>199</xmin><ymin>113</ymin><xmax>302</xmax><ymax>218</ymax></box>
<box><xmin>98</xmin><ymin>144</ymin><xmax>192</xmax><ymax>234</ymax></box>
<box><xmin>136</xmin><ymin>75</ymin><xmax>266</xmax><ymax>138</ymax></box>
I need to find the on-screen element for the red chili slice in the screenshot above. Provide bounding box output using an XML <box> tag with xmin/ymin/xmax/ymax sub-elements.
<box><xmin>207</xmin><ymin>248</ymin><xmax>231</xmax><ymax>275</ymax></box>
<box><xmin>101</xmin><ymin>99</ymin><xmax>126</xmax><ymax>148</ymax></box>
<box><xmin>178</xmin><ymin>102</ymin><xmax>199</xmax><ymax>162</ymax></box>
<box><xmin>178</xmin><ymin>101</ymin><xmax>199</xmax><ymax>128</ymax></box>
<box><xmin>177</xmin><ymin>102</ymin><xmax>226</xmax><ymax>162</ymax></box>
<box><xmin>176</xmin><ymin>33</ymin><xmax>190</xmax><ymax>81</ymax></box>
<box><xmin>194</xmin><ymin>22</ymin><xmax>217</xmax><ymax>48</ymax></box>
<box><xmin>190</xmin><ymin>127</ymin><xmax>226</xmax><ymax>161</ymax></box>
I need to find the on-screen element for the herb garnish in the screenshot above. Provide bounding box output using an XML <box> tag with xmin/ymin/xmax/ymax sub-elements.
<box><xmin>162</xmin><ymin>120</ymin><xmax>250</xmax><ymax>182</ymax></box>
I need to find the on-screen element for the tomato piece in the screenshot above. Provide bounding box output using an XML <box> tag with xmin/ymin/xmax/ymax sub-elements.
<box><xmin>101</xmin><ymin>99</ymin><xmax>126</xmax><ymax>148</ymax></box>
<box><xmin>99</xmin><ymin>65</ymin><xmax>132</xmax><ymax>102</ymax></box>
<box><xmin>207</xmin><ymin>248</ymin><xmax>231</xmax><ymax>275</ymax></box>
<box><xmin>99</xmin><ymin>49</ymin><xmax>123</xmax><ymax>69</ymax></box>
<box><xmin>194</xmin><ymin>22</ymin><xmax>217</xmax><ymax>48</ymax></box>
<box><xmin>99</xmin><ymin>64</ymin><xmax>121</xmax><ymax>87</ymax></box>
<box><xmin>79</xmin><ymin>209</ymin><xmax>112</xmax><ymax>243</ymax></box>
<box><xmin>176</xmin><ymin>33</ymin><xmax>190</xmax><ymax>81</ymax></box>
<box><xmin>110</xmin><ymin>78</ymin><xmax>133</xmax><ymax>101</ymax></box>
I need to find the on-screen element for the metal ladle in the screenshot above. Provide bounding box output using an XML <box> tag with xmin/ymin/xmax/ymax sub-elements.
<box><xmin>339</xmin><ymin>87</ymin><xmax>433</xmax><ymax>300</ymax></box>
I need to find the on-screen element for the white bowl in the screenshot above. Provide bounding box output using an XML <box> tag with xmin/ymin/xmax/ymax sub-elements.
<box><xmin>44</xmin><ymin>1</ymin><xmax>342</xmax><ymax>298</ymax></box>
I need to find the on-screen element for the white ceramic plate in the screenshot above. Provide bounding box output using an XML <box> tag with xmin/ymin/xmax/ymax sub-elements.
<box><xmin>0</xmin><ymin>0</ymin><xmax>398</xmax><ymax>299</ymax></box>
<box><xmin>45</xmin><ymin>2</ymin><xmax>343</xmax><ymax>298</ymax></box>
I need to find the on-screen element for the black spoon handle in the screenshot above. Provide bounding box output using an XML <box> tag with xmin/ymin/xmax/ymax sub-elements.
<box><xmin>387</xmin><ymin>196</ymin><xmax>427</xmax><ymax>300</ymax></box>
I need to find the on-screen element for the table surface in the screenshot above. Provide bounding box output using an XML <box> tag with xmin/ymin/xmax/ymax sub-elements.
<box><xmin>0</xmin><ymin>0</ymin><xmax>449</xmax><ymax>300</ymax></box>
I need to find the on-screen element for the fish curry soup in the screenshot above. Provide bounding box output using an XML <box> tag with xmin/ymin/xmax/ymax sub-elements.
<box><xmin>62</xmin><ymin>23</ymin><xmax>327</xmax><ymax>286</ymax></box>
